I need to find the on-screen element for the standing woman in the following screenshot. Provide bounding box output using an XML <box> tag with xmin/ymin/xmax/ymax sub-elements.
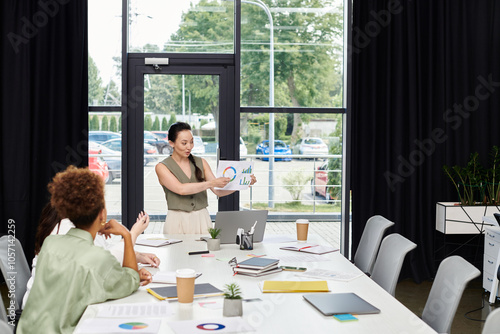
<box><xmin>155</xmin><ymin>122</ymin><xmax>256</xmax><ymax>234</ymax></box>
<box><xmin>17</xmin><ymin>166</ymin><xmax>151</xmax><ymax>334</ymax></box>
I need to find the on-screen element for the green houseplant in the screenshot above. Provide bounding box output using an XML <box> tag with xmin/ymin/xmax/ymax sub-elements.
<box><xmin>443</xmin><ymin>146</ymin><xmax>500</xmax><ymax>206</ymax></box>
<box><xmin>222</xmin><ymin>283</ymin><xmax>243</xmax><ymax>317</ymax></box>
<box><xmin>207</xmin><ymin>227</ymin><xmax>221</xmax><ymax>251</ymax></box>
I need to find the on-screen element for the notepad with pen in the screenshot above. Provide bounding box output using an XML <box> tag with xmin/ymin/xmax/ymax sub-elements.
<box><xmin>279</xmin><ymin>243</ymin><xmax>339</xmax><ymax>255</ymax></box>
<box><xmin>147</xmin><ymin>283</ymin><xmax>223</xmax><ymax>300</ymax></box>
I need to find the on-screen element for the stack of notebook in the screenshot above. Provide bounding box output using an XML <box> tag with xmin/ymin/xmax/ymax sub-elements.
<box><xmin>233</xmin><ymin>257</ymin><xmax>282</xmax><ymax>277</ymax></box>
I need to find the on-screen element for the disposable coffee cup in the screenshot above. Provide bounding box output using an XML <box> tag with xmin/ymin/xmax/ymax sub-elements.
<box><xmin>176</xmin><ymin>268</ymin><xmax>196</xmax><ymax>303</ymax></box>
<box><xmin>296</xmin><ymin>219</ymin><xmax>309</xmax><ymax>242</ymax></box>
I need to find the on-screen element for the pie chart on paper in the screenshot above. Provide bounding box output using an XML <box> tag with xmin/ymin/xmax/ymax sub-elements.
<box><xmin>118</xmin><ymin>322</ymin><xmax>149</xmax><ymax>330</ymax></box>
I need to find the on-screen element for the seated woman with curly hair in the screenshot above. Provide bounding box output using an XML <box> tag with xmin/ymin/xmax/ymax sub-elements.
<box><xmin>17</xmin><ymin>166</ymin><xmax>151</xmax><ymax>334</ymax></box>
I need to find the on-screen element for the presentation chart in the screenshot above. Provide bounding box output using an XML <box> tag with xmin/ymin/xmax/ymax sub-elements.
<box><xmin>216</xmin><ymin>161</ymin><xmax>254</xmax><ymax>191</ymax></box>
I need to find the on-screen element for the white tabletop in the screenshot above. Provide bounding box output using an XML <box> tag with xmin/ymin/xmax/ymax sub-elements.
<box><xmin>76</xmin><ymin>234</ymin><xmax>436</xmax><ymax>334</ymax></box>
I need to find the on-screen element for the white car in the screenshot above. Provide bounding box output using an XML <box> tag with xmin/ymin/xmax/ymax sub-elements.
<box><xmin>191</xmin><ymin>136</ymin><xmax>206</xmax><ymax>155</ymax></box>
<box><xmin>294</xmin><ymin>137</ymin><xmax>329</xmax><ymax>156</ymax></box>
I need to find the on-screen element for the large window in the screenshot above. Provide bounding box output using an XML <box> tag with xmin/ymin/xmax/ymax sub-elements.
<box><xmin>88</xmin><ymin>1</ymin><xmax>349</xmax><ymax>250</ymax></box>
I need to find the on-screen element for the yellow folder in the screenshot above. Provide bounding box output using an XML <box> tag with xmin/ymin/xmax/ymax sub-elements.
<box><xmin>262</xmin><ymin>280</ymin><xmax>329</xmax><ymax>293</ymax></box>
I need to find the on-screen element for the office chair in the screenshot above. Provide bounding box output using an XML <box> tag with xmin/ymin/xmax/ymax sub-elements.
<box><xmin>370</xmin><ymin>233</ymin><xmax>417</xmax><ymax>296</ymax></box>
<box><xmin>482</xmin><ymin>307</ymin><xmax>500</xmax><ymax>334</ymax></box>
<box><xmin>0</xmin><ymin>236</ymin><xmax>31</xmax><ymax>310</ymax></box>
<box><xmin>354</xmin><ymin>215</ymin><xmax>395</xmax><ymax>275</ymax></box>
<box><xmin>421</xmin><ymin>256</ymin><xmax>481</xmax><ymax>334</ymax></box>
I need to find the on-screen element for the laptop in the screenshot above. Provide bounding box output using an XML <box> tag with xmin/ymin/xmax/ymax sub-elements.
<box><xmin>303</xmin><ymin>293</ymin><xmax>380</xmax><ymax>316</ymax></box>
<box><xmin>214</xmin><ymin>210</ymin><xmax>268</xmax><ymax>244</ymax></box>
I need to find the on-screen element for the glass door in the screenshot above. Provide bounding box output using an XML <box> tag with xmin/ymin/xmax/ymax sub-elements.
<box><xmin>123</xmin><ymin>55</ymin><xmax>238</xmax><ymax>226</ymax></box>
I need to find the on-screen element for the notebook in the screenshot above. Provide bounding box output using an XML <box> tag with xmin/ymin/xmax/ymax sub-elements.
<box><xmin>262</xmin><ymin>280</ymin><xmax>329</xmax><ymax>293</ymax></box>
<box><xmin>147</xmin><ymin>283</ymin><xmax>223</xmax><ymax>300</ymax></box>
<box><xmin>303</xmin><ymin>293</ymin><xmax>380</xmax><ymax>316</ymax></box>
<box><xmin>236</xmin><ymin>257</ymin><xmax>279</xmax><ymax>270</ymax></box>
<box><xmin>135</xmin><ymin>238</ymin><xmax>182</xmax><ymax>247</ymax></box>
<box><xmin>214</xmin><ymin>210</ymin><xmax>268</xmax><ymax>244</ymax></box>
<box><xmin>280</xmin><ymin>243</ymin><xmax>339</xmax><ymax>255</ymax></box>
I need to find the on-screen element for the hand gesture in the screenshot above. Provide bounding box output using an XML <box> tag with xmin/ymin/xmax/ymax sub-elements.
<box><xmin>136</xmin><ymin>252</ymin><xmax>160</xmax><ymax>267</ymax></box>
<box><xmin>99</xmin><ymin>219</ymin><xmax>130</xmax><ymax>238</ymax></box>
<box><xmin>139</xmin><ymin>268</ymin><xmax>153</xmax><ymax>286</ymax></box>
<box><xmin>211</xmin><ymin>177</ymin><xmax>231</xmax><ymax>188</ymax></box>
<box><xmin>249</xmin><ymin>174</ymin><xmax>257</xmax><ymax>186</ymax></box>
<box><xmin>131</xmin><ymin>211</ymin><xmax>150</xmax><ymax>238</ymax></box>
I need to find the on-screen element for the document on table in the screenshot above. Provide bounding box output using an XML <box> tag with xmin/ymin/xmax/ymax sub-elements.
<box><xmin>215</xmin><ymin>160</ymin><xmax>254</xmax><ymax>190</ymax></box>
<box><xmin>97</xmin><ymin>302</ymin><xmax>174</xmax><ymax>318</ymax></box>
<box><xmin>270</xmin><ymin>253</ymin><xmax>332</xmax><ymax>263</ymax></box>
<box><xmin>168</xmin><ymin>317</ymin><xmax>254</xmax><ymax>334</ymax></box>
<box><xmin>152</xmin><ymin>271</ymin><xmax>202</xmax><ymax>284</ymax></box>
<box><xmin>75</xmin><ymin>318</ymin><xmax>161</xmax><ymax>333</ymax></box>
<box><xmin>295</xmin><ymin>268</ymin><xmax>364</xmax><ymax>282</ymax></box>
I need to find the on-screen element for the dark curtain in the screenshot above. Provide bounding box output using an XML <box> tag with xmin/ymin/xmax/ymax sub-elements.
<box><xmin>0</xmin><ymin>0</ymin><xmax>88</xmax><ymax>261</ymax></box>
<box><xmin>352</xmin><ymin>0</ymin><xmax>500</xmax><ymax>281</ymax></box>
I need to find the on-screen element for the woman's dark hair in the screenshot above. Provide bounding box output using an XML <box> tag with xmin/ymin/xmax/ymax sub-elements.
<box><xmin>34</xmin><ymin>203</ymin><xmax>61</xmax><ymax>255</ymax></box>
<box><xmin>48</xmin><ymin>166</ymin><xmax>105</xmax><ymax>229</ymax></box>
<box><xmin>168</xmin><ymin>122</ymin><xmax>205</xmax><ymax>182</ymax></box>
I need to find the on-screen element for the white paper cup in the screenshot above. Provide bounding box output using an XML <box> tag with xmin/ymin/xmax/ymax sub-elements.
<box><xmin>296</xmin><ymin>219</ymin><xmax>310</xmax><ymax>242</ymax></box>
<box><xmin>176</xmin><ymin>269</ymin><xmax>196</xmax><ymax>303</ymax></box>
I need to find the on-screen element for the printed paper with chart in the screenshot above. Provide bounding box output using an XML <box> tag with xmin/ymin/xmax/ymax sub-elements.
<box><xmin>215</xmin><ymin>161</ymin><xmax>254</xmax><ymax>191</ymax></box>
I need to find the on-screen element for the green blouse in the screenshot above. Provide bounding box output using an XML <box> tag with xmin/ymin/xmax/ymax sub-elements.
<box><xmin>17</xmin><ymin>228</ymin><xmax>139</xmax><ymax>334</ymax></box>
<box><xmin>160</xmin><ymin>156</ymin><xmax>208</xmax><ymax>211</ymax></box>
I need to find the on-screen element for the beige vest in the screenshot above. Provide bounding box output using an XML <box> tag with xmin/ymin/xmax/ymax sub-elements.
<box><xmin>160</xmin><ymin>156</ymin><xmax>208</xmax><ymax>211</ymax></box>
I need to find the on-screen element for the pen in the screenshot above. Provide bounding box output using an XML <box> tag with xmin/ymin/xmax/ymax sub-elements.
<box><xmin>189</xmin><ymin>250</ymin><xmax>210</xmax><ymax>255</ymax></box>
<box><xmin>299</xmin><ymin>246</ymin><xmax>313</xmax><ymax>251</ymax></box>
<box><xmin>250</xmin><ymin>220</ymin><xmax>257</xmax><ymax>235</ymax></box>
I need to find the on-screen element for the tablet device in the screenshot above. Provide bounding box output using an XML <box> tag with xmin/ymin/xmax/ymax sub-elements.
<box><xmin>303</xmin><ymin>293</ymin><xmax>380</xmax><ymax>316</ymax></box>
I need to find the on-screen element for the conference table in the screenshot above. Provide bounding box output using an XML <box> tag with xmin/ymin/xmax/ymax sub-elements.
<box><xmin>76</xmin><ymin>233</ymin><xmax>437</xmax><ymax>334</ymax></box>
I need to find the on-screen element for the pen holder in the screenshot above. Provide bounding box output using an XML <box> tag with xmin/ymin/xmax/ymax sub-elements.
<box><xmin>240</xmin><ymin>232</ymin><xmax>253</xmax><ymax>250</ymax></box>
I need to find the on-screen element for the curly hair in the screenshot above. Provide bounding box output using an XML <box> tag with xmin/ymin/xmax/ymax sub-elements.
<box><xmin>48</xmin><ymin>166</ymin><xmax>105</xmax><ymax>228</ymax></box>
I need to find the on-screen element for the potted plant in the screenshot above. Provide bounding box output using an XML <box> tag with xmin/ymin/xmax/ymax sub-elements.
<box><xmin>222</xmin><ymin>283</ymin><xmax>243</xmax><ymax>317</ymax></box>
<box><xmin>207</xmin><ymin>227</ymin><xmax>221</xmax><ymax>251</ymax></box>
<box><xmin>438</xmin><ymin>146</ymin><xmax>500</xmax><ymax>234</ymax></box>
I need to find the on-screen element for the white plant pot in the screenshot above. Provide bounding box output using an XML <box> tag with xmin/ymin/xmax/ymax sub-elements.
<box><xmin>223</xmin><ymin>298</ymin><xmax>243</xmax><ymax>317</ymax></box>
<box><xmin>207</xmin><ymin>238</ymin><xmax>220</xmax><ymax>251</ymax></box>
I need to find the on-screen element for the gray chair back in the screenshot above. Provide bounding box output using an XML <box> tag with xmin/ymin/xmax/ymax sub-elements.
<box><xmin>422</xmin><ymin>255</ymin><xmax>481</xmax><ymax>334</ymax></box>
<box><xmin>370</xmin><ymin>233</ymin><xmax>417</xmax><ymax>296</ymax></box>
<box><xmin>0</xmin><ymin>295</ymin><xmax>13</xmax><ymax>333</ymax></box>
<box><xmin>482</xmin><ymin>307</ymin><xmax>500</xmax><ymax>334</ymax></box>
<box><xmin>0</xmin><ymin>236</ymin><xmax>31</xmax><ymax>310</ymax></box>
<box><xmin>354</xmin><ymin>215</ymin><xmax>395</xmax><ymax>275</ymax></box>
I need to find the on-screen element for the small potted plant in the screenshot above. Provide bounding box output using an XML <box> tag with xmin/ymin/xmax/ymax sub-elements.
<box><xmin>207</xmin><ymin>227</ymin><xmax>221</xmax><ymax>251</ymax></box>
<box><xmin>223</xmin><ymin>282</ymin><xmax>243</xmax><ymax>317</ymax></box>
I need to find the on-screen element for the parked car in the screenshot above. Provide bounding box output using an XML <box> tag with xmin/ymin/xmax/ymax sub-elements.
<box><xmin>89</xmin><ymin>141</ymin><xmax>121</xmax><ymax>183</ymax></box>
<box><xmin>293</xmin><ymin>137</ymin><xmax>329</xmax><ymax>156</ymax></box>
<box><xmin>100</xmin><ymin>138</ymin><xmax>158</xmax><ymax>166</ymax></box>
<box><xmin>311</xmin><ymin>161</ymin><xmax>331</xmax><ymax>202</ymax></box>
<box><xmin>144</xmin><ymin>131</ymin><xmax>172</xmax><ymax>155</ymax></box>
<box><xmin>88</xmin><ymin>149</ymin><xmax>110</xmax><ymax>183</ymax></box>
<box><xmin>88</xmin><ymin>130</ymin><xmax>121</xmax><ymax>144</ymax></box>
<box><xmin>255</xmin><ymin>140</ymin><xmax>292</xmax><ymax>161</ymax></box>
<box><xmin>151</xmin><ymin>131</ymin><xmax>168</xmax><ymax>140</ymax></box>
<box><xmin>191</xmin><ymin>136</ymin><xmax>206</xmax><ymax>155</ymax></box>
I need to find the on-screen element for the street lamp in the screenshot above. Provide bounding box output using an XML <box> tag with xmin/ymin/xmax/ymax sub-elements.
<box><xmin>242</xmin><ymin>0</ymin><xmax>275</xmax><ymax>207</ymax></box>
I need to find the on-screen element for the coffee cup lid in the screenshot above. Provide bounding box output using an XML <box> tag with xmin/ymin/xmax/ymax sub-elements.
<box><xmin>296</xmin><ymin>219</ymin><xmax>309</xmax><ymax>224</ymax></box>
<box><xmin>176</xmin><ymin>268</ymin><xmax>196</xmax><ymax>278</ymax></box>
